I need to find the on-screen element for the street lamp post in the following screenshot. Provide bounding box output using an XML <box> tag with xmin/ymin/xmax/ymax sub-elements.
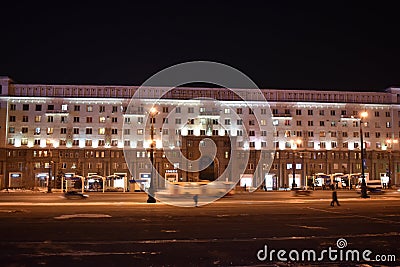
<box><xmin>47</xmin><ymin>160</ymin><xmax>53</xmax><ymax>193</ymax></box>
<box><xmin>291</xmin><ymin>140</ymin><xmax>302</xmax><ymax>189</ymax></box>
<box><xmin>292</xmin><ymin>151</ymin><xmax>296</xmax><ymax>189</ymax></box>
<box><xmin>385</xmin><ymin>138</ymin><xmax>398</xmax><ymax>188</ymax></box>
<box><xmin>359</xmin><ymin>111</ymin><xmax>369</xmax><ymax>198</ymax></box>
<box><xmin>147</xmin><ymin>108</ymin><xmax>158</xmax><ymax>203</ymax></box>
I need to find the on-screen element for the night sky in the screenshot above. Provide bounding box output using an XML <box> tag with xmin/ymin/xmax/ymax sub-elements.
<box><xmin>1</xmin><ymin>2</ymin><xmax>400</xmax><ymax>92</ymax></box>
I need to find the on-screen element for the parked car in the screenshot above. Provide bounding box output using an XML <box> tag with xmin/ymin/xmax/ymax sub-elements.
<box><xmin>64</xmin><ymin>191</ymin><xmax>89</xmax><ymax>200</ymax></box>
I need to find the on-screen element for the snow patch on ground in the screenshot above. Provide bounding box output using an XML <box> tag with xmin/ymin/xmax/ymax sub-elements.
<box><xmin>54</xmin><ymin>214</ymin><xmax>112</xmax><ymax>220</ymax></box>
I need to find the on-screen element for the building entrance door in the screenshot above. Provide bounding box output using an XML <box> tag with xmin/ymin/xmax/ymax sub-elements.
<box><xmin>199</xmin><ymin>157</ymin><xmax>215</xmax><ymax>181</ymax></box>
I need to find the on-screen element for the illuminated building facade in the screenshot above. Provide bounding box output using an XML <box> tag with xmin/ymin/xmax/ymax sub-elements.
<box><xmin>1</xmin><ymin>76</ymin><xmax>400</xmax><ymax>190</ymax></box>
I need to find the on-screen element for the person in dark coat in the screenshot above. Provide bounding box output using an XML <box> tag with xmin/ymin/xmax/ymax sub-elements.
<box><xmin>193</xmin><ymin>194</ymin><xmax>199</xmax><ymax>207</ymax></box>
<box><xmin>330</xmin><ymin>190</ymin><xmax>340</xmax><ymax>207</ymax></box>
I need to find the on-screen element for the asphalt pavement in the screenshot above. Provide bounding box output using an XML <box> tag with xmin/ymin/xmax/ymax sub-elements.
<box><xmin>0</xmin><ymin>190</ymin><xmax>399</xmax><ymax>266</ymax></box>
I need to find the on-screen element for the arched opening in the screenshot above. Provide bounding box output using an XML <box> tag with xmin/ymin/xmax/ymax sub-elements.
<box><xmin>199</xmin><ymin>157</ymin><xmax>216</xmax><ymax>181</ymax></box>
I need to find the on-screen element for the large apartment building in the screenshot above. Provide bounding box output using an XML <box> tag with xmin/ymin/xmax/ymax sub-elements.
<box><xmin>1</xmin><ymin>76</ymin><xmax>400</xmax><ymax>191</ymax></box>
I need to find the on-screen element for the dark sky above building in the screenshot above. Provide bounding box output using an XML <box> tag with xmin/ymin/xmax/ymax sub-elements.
<box><xmin>1</xmin><ymin>2</ymin><xmax>399</xmax><ymax>92</ymax></box>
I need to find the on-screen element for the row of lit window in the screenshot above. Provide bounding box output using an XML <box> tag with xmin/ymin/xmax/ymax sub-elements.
<box><xmin>32</xmin><ymin>161</ymin><xmax>129</xmax><ymax>170</ymax></box>
<box><xmin>8</xmin><ymin>124</ymin><xmax>398</xmax><ymax>140</ymax></box>
<box><xmin>6</xmin><ymin>136</ymin><xmax>388</xmax><ymax>151</ymax></box>
<box><xmin>10</xmin><ymin>104</ymin><xmax>123</xmax><ymax>113</ymax></box>
<box><xmin>8</xmin><ymin>115</ymin><xmax>120</xmax><ymax>123</ymax></box>
<box><xmin>292</xmin><ymin>109</ymin><xmax>392</xmax><ymax>118</ymax></box>
<box><xmin>10</xmin><ymin>149</ymin><xmax>389</xmax><ymax>161</ymax></box>
<box><xmin>7</xmin><ymin>114</ymin><xmax>396</xmax><ymax>130</ymax></box>
<box><xmin>10</xmin><ymin>103</ymin><xmax>394</xmax><ymax>118</ymax></box>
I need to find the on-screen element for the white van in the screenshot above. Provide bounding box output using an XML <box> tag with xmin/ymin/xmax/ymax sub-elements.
<box><xmin>356</xmin><ymin>180</ymin><xmax>383</xmax><ymax>194</ymax></box>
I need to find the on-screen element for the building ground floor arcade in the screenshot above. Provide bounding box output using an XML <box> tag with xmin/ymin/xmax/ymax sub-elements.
<box><xmin>1</xmin><ymin>145</ymin><xmax>398</xmax><ymax>192</ymax></box>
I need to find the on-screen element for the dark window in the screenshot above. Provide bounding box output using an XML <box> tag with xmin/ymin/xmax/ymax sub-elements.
<box><xmin>23</xmin><ymin>104</ymin><xmax>29</xmax><ymax>111</ymax></box>
<box><xmin>35</xmin><ymin>105</ymin><xmax>42</xmax><ymax>111</ymax></box>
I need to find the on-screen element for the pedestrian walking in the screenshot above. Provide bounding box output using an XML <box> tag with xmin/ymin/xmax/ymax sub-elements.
<box><xmin>193</xmin><ymin>194</ymin><xmax>198</xmax><ymax>207</ymax></box>
<box><xmin>330</xmin><ymin>190</ymin><xmax>340</xmax><ymax>207</ymax></box>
